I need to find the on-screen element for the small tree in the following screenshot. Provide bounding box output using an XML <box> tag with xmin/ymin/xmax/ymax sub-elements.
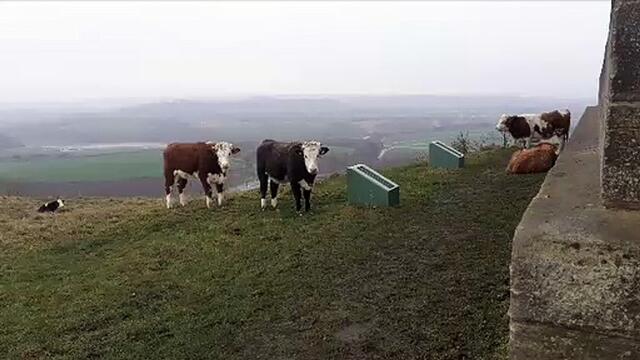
<box><xmin>450</xmin><ymin>131</ymin><xmax>477</xmax><ymax>154</ymax></box>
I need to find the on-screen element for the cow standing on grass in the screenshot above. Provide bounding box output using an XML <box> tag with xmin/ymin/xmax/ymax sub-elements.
<box><xmin>496</xmin><ymin>109</ymin><xmax>571</xmax><ymax>151</ymax></box>
<box><xmin>163</xmin><ymin>141</ymin><xmax>240</xmax><ymax>209</ymax></box>
<box><xmin>256</xmin><ymin>139</ymin><xmax>329</xmax><ymax>212</ymax></box>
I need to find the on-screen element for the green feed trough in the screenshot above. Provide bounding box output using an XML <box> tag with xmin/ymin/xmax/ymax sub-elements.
<box><xmin>429</xmin><ymin>141</ymin><xmax>465</xmax><ymax>169</ymax></box>
<box><xmin>346</xmin><ymin>164</ymin><xmax>400</xmax><ymax>207</ymax></box>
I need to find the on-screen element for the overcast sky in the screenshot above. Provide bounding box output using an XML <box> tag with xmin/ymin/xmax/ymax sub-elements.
<box><xmin>0</xmin><ymin>1</ymin><xmax>610</xmax><ymax>103</ymax></box>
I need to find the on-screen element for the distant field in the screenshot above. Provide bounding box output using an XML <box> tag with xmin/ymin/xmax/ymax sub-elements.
<box><xmin>0</xmin><ymin>150</ymin><xmax>259</xmax><ymax>184</ymax></box>
<box><xmin>0</xmin><ymin>150</ymin><xmax>163</xmax><ymax>182</ymax></box>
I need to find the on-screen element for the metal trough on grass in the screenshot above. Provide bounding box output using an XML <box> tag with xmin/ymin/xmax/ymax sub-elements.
<box><xmin>429</xmin><ymin>141</ymin><xmax>465</xmax><ymax>169</ymax></box>
<box><xmin>347</xmin><ymin>164</ymin><xmax>400</xmax><ymax>207</ymax></box>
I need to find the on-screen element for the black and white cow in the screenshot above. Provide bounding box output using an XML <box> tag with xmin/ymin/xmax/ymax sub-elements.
<box><xmin>38</xmin><ymin>198</ymin><xmax>64</xmax><ymax>213</ymax></box>
<box><xmin>163</xmin><ymin>141</ymin><xmax>240</xmax><ymax>208</ymax></box>
<box><xmin>256</xmin><ymin>139</ymin><xmax>329</xmax><ymax>212</ymax></box>
<box><xmin>496</xmin><ymin>109</ymin><xmax>571</xmax><ymax>151</ymax></box>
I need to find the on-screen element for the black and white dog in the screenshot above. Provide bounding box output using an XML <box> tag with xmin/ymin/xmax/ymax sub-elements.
<box><xmin>38</xmin><ymin>199</ymin><xmax>65</xmax><ymax>213</ymax></box>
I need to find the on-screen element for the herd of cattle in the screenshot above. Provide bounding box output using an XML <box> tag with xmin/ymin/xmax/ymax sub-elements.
<box><xmin>163</xmin><ymin>139</ymin><xmax>330</xmax><ymax>212</ymax></box>
<box><xmin>36</xmin><ymin>109</ymin><xmax>570</xmax><ymax>213</ymax></box>
<box><xmin>496</xmin><ymin>109</ymin><xmax>571</xmax><ymax>151</ymax></box>
<box><xmin>158</xmin><ymin>108</ymin><xmax>571</xmax><ymax>212</ymax></box>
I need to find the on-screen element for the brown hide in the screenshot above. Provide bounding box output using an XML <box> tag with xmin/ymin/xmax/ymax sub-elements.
<box><xmin>505</xmin><ymin>116</ymin><xmax>531</xmax><ymax>139</ymax></box>
<box><xmin>163</xmin><ymin>142</ymin><xmax>220</xmax><ymax>177</ymax></box>
<box><xmin>540</xmin><ymin>110</ymin><xmax>571</xmax><ymax>140</ymax></box>
<box><xmin>506</xmin><ymin>143</ymin><xmax>558</xmax><ymax>174</ymax></box>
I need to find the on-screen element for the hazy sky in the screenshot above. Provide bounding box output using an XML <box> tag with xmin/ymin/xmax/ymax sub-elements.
<box><xmin>0</xmin><ymin>1</ymin><xmax>610</xmax><ymax>103</ymax></box>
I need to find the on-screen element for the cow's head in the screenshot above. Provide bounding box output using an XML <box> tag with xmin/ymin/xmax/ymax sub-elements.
<box><xmin>295</xmin><ymin>141</ymin><xmax>329</xmax><ymax>175</ymax></box>
<box><xmin>209</xmin><ymin>141</ymin><xmax>240</xmax><ymax>173</ymax></box>
<box><xmin>496</xmin><ymin>114</ymin><xmax>511</xmax><ymax>132</ymax></box>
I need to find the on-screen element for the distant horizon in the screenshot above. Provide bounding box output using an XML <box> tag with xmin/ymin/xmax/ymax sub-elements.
<box><xmin>0</xmin><ymin>92</ymin><xmax>596</xmax><ymax>108</ymax></box>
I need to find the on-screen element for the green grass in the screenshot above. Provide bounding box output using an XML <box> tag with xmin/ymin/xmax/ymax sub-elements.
<box><xmin>0</xmin><ymin>150</ymin><xmax>163</xmax><ymax>182</ymax></box>
<box><xmin>0</xmin><ymin>151</ymin><xmax>254</xmax><ymax>183</ymax></box>
<box><xmin>0</xmin><ymin>149</ymin><xmax>545</xmax><ymax>359</ymax></box>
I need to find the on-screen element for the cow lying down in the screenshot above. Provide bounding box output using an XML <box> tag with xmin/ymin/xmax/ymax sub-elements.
<box><xmin>256</xmin><ymin>139</ymin><xmax>329</xmax><ymax>212</ymax></box>
<box><xmin>497</xmin><ymin>109</ymin><xmax>570</xmax><ymax>152</ymax></box>
<box><xmin>163</xmin><ymin>141</ymin><xmax>240</xmax><ymax>208</ymax></box>
<box><xmin>506</xmin><ymin>143</ymin><xmax>558</xmax><ymax>174</ymax></box>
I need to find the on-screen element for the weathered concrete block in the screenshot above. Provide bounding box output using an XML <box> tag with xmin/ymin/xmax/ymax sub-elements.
<box><xmin>609</xmin><ymin>1</ymin><xmax>640</xmax><ymax>102</ymax></box>
<box><xmin>510</xmin><ymin>107</ymin><xmax>640</xmax><ymax>359</ymax></box>
<box><xmin>511</xmin><ymin>321</ymin><xmax>640</xmax><ymax>360</ymax></box>
<box><xmin>602</xmin><ymin>104</ymin><xmax>640</xmax><ymax>209</ymax></box>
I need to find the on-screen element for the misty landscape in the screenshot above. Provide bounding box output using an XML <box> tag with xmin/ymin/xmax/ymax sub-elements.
<box><xmin>2</xmin><ymin>1</ymin><xmax>622</xmax><ymax>359</ymax></box>
<box><xmin>0</xmin><ymin>95</ymin><xmax>587</xmax><ymax>197</ymax></box>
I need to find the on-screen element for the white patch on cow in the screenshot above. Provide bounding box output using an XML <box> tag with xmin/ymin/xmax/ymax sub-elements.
<box><xmin>261</xmin><ymin>198</ymin><xmax>268</xmax><ymax>209</ymax></box>
<box><xmin>301</xmin><ymin>141</ymin><xmax>322</xmax><ymax>174</ymax></box>
<box><xmin>496</xmin><ymin>114</ymin><xmax>509</xmax><ymax>132</ymax></box>
<box><xmin>207</xmin><ymin>172</ymin><xmax>224</xmax><ymax>185</ymax></box>
<box><xmin>299</xmin><ymin>179</ymin><xmax>313</xmax><ymax>191</ymax></box>
<box><xmin>179</xmin><ymin>193</ymin><xmax>187</xmax><ymax>206</ymax></box>
<box><xmin>210</xmin><ymin>141</ymin><xmax>238</xmax><ymax>173</ymax></box>
<box><xmin>174</xmin><ymin>170</ymin><xmax>198</xmax><ymax>180</ymax></box>
<box><xmin>166</xmin><ymin>194</ymin><xmax>173</xmax><ymax>209</ymax></box>
<box><xmin>269</xmin><ymin>176</ymin><xmax>286</xmax><ymax>184</ymax></box>
<box><xmin>559</xmin><ymin>109</ymin><xmax>570</xmax><ymax>116</ymax></box>
<box><xmin>57</xmin><ymin>199</ymin><xmax>65</xmax><ymax>208</ymax></box>
<box><xmin>271</xmin><ymin>198</ymin><xmax>278</xmax><ymax>208</ymax></box>
<box><xmin>217</xmin><ymin>192</ymin><xmax>224</xmax><ymax>206</ymax></box>
<box><xmin>206</xmin><ymin>195</ymin><xmax>213</xmax><ymax>208</ymax></box>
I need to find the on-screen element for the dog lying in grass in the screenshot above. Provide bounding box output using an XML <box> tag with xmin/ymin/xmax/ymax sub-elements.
<box><xmin>38</xmin><ymin>199</ymin><xmax>65</xmax><ymax>213</ymax></box>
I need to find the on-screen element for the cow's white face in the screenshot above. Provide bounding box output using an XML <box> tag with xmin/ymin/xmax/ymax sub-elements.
<box><xmin>496</xmin><ymin>114</ymin><xmax>509</xmax><ymax>132</ymax></box>
<box><xmin>210</xmin><ymin>141</ymin><xmax>240</xmax><ymax>173</ymax></box>
<box><xmin>301</xmin><ymin>141</ymin><xmax>329</xmax><ymax>175</ymax></box>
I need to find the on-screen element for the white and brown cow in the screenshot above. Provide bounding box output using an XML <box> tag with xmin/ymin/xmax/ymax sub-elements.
<box><xmin>256</xmin><ymin>139</ymin><xmax>329</xmax><ymax>212</ymax></box>
<box><xmin>163</xmin><ymin>141</ymin><xmax>240</xmax><ymax>209</ymax></box>
<box><xmin>496</xmin><ymin>109</ymin><xmax>571</xmax><ymax>151</ymax></box>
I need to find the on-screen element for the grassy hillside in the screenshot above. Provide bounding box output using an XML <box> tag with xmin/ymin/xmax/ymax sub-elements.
<box><xmin>0</xmin><ymin>149</ymin><xmax>545</xmax><ymax>360</ymax></box>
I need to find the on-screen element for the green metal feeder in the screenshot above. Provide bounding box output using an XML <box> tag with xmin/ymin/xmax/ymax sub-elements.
<box><xmin>346</xmin><ymin>164</ymin><xmax>400</xmax><ymax>207</ymax></box>
<box><xmin>429</xmin><ymin>141</ymin><xmax>464</xmax><ymax>169</ymax></box>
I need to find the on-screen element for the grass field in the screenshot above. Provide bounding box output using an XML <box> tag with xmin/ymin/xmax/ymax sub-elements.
<box><xmin>0</xmin><ymin>150</ymin><xmax>163</xmax><ymax>182</ymax></box>
<box><xmin>0</xmin><ymin>149</ymin><xmax>545</xmax><ymax>359</ymax></box>
<box><xmin>0</xmin><ymin>150</ymin><xmax>256</xmax><ymax>186</ymax></box>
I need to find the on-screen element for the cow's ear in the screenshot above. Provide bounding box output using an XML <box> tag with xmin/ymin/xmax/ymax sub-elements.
<box><xmin>320</xmin><ymin>146</ymin><xmax>329</xmax><ymax>156</ymax></box>
<box><xmin>292</xmin><ymin>144</ymin><xmax>303</xmax><ymax>156</ymax></box>
<box><xmin>232</xmin><ymin>146</ymin><xmax>241</xmax><ymax>154</ymax></box>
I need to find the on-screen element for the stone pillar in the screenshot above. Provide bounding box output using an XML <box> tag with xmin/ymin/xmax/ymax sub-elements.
<box><xmin>601</xmin><ymin>0</ymin><xmax>640</xmax><ymax>209</ymax></box>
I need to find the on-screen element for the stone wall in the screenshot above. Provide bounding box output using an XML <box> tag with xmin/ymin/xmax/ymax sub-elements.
<box><xmin>600</xmin><ymin>0</ymin><xmax>640</xmax><ymax>209</ymax></box>
<box><xmin>509</xmin><ymin>1</ymin><xmax>640</xmax><ymax>358</ymax></box>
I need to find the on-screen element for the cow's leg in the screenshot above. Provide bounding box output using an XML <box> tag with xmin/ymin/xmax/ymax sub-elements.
<box><xmin>164</xmin><ymin>172</ymin><xmax>175</xmax><ymax>209</ymax></box>
<box><xmin>215</xmin><ymin>183</ymin><xmax>224</xmax><ymax>206</ymax></box>
<box><xmin>291</xmin><ymin>181</ymin><xmax>302</xmax><ymax>213</ymax></box>
<box><xmin>177</xmin><ymin>177</ymin><xmax>188</xmax><ymax>206</ymax></box>
<box><xmin>199</xmin><ymin>176</ymin><xmax>214</xmax><ymax>208</ymax></box>
<box><xmin>270</xmin><ymin>180</ymin><xmax>279</xmax><ymax>208</ymax></box>
<box><xmin>258</xmin><ymin>173</ymin><xmax>269</xmax><ymax>209</ymax></box>
<box><xmin>303</xmin><ymin>189</ymin><xmax>312</xmax><ymax>212</ymax></box>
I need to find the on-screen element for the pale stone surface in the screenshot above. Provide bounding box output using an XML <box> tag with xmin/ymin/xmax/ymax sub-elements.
<box><xmin>601</xmin><ymin>0</ymin><xmax>640</xmax><ymax>209</ymax></box>
<box><xmin>510</xmin><ymin>107</ymin><xmax>640</xmax><ymax>359</ymax></box>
